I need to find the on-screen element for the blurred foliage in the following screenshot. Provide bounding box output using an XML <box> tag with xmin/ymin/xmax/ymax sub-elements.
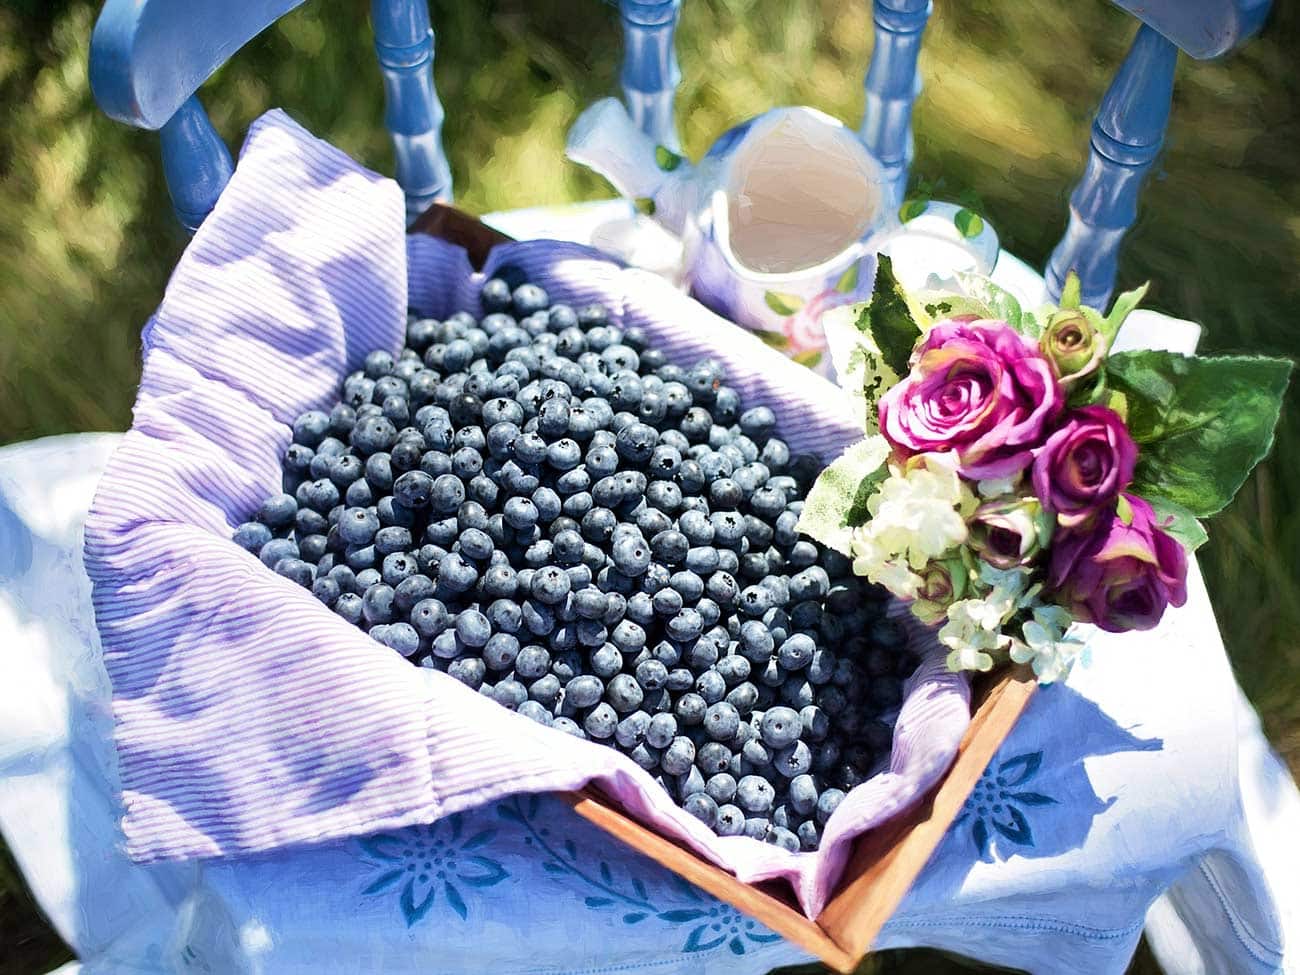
<box><xmin>0</xmin><ymin>1</ymin><xmax>1297</xmax><ymax>972</ymax></box>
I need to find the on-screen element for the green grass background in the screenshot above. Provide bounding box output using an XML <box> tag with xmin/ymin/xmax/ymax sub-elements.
<box><xmin>0</xmin><ymin>0</ymin><xmax>1296</xmax><ymax>971</ymax></box>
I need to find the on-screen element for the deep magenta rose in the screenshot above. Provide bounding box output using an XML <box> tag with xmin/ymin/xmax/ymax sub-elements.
<box><xmin>1049</xmin><ymin>494</ymin><xmax>1188</xmax><ymax>633</ymax></box>
<box><xmin>1031</xmin><ymin>405</ymin><xmax>1137</xmax><ymax>526</ymax></box>
<box><xmin>878</xmin><ymin>319</ymin><xmax>1064</xmax><ymax>479</ymax></box>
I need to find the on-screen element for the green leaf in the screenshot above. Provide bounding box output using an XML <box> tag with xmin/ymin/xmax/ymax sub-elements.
<box><xmin>1058</xmin><ymin>272</ymin><xmax>1082</xmax><ymax>310</ymax></box>
<box><xmin>756</xmin><ymin>329</ymin><xmax>790</xmax><ymax>350</ymax></box>
<box><xmin>1107</xmin><ymin>351</ymin><xmax>1293</xmax><ymax>516</ymax></box>
<box><xmin>898</xmin><ymin>198</ymin><xmax>929</xmax><ymax>223</ymax></box>
<box><xmin>793</xmin><ymin>349</ymin><xmax>823</xmax><ymax>368</ymax></box>
<box><xmin>862</xmin><ymin>254</ymin><xmax>922</xmax><ymax>377</ymax></box>
<box><xmin>1103</xmin><ymin>282</ymin><xmax>1149</xmax><ymax>344</ymax></box>
<box><xmin>954</xmin><ymin>208</ymin><xmax>984</xmax><ymax>239</ymax></box>
<box><xmin>633</xmin><ymin>196</ymin><xmax>656</xmax><ymax>216</ymax></box>
<box><xmin>763</xmin><ymin>290</ymin><xmax>804</xmax><ymax>316</ymax></box>
<box><xmin>1115</xmin><ymin>494</ymin><xmax>1134</xmax><ymax>525</ymax></box>
<box><xmin>1144</xmin><ymin>495</ymin><xmax>1210</xmax><ymax>552</ymax></box>
<box><xmin>954</xmin><ymin>272</ymin><xmax>1022</xmax><ymax>328</ymax></box>
<box><xmin>1018</xmin><ymin>309</ymin><xmax>1044</xmax><ymax>340</ymax></box>
<box><xmin>654</xmin><ymin>145</ymin><xmax>682</xmax><ymax>172</ymax></box>
<box><xmin>834</xmin><ymin>261</ymin><xmax>860</xmax><ymax>294</ymax></box>
<box><xmin>795</xmin><ymin>436</ymin><xmax>892</xmax><ymax>553</ymax></box>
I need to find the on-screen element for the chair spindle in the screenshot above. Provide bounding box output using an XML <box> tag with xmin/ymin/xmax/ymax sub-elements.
<box><xmin>860</xmin><ymin>0</ymin><xmax>931</xmax><ymax>209</ymax></box>
<box><xmin>1046</xmin><ymin>24</ymin><xmax>1178</xmax><ymax>308</ymax></box>
<box><xmin>159</xmin><ymin>96</ymin><xmax>235</xmax><ymax>233</ymax></box>
<box><xmin>372</xmin><ymin>0</ymin><xmax>453</xmax><ymax>220</ymax></box>
<box><xmin>619</xmin><ymin>0</ymin><xmax>683</xmax><ymax>152</ymax></box>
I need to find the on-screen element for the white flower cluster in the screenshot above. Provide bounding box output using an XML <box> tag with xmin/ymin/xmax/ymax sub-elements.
<box><xmin>848</xmin><ymin>453</ymin><xmax>977</xmax><ymax>599</ymax></box>
<box><xmin>847</xmin><ymin>454</ymin><xmax>1086</xmax><ymax>684</ymax></box>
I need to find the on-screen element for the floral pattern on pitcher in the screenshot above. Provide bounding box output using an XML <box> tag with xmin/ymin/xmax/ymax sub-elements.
<box><xmin>757</xmin><ymin>258</ymin><xmax>874</xmax><ymax>378</ymax></box>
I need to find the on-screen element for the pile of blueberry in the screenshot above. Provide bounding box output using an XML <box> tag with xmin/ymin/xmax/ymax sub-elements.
<box><xmin>233</xmin><ymin>276</ymin><xmax>916</xmax><ymax>852</ymax></box>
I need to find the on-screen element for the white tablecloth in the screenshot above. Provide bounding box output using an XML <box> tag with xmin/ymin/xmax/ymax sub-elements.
<box><xmin>1</xmin><ymin>202</ymin><xmax>1295</xmax><ymax>975</ymax></box>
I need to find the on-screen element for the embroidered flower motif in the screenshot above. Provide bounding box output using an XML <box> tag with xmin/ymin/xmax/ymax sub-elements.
<box><xmin>497</xmin><ymin>796</ymin><xmax>781</xmax><ymax>955</ymax></box>
<box><xmin>954</xmin><ymin>750</ymin><xmax>1057</xmax><ymax>858</ymax></box>
<box><xmin>357</xmin><ymin>815</ymin><xmax>508</xmax><ymax>926</ymax></box>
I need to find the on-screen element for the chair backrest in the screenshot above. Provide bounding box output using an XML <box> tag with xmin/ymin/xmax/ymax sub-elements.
<box><xmin>89</xmin><ymin>0</ymin><xmax>684</xmax><ymax>230</ymax></box>
<box><xmin>859</xmin><ymin>0</ymin><xmax>1270</xmax><ymax>308</ymax></box>
<box><xmin>90</xmin><ymin>0</ymin><xmax>1269</xmax><ymax>306</ymax></box>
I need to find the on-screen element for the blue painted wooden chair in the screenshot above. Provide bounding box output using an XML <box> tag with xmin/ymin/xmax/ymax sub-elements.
<box><xmin>89</xmin><ymin>0</ymin><xmax>1269</xmax><ymax>308</ymax></box>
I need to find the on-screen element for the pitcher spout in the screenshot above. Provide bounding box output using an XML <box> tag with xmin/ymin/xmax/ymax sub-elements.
<box><xmin>566</xmin><ymin>97</ymin><xmax>695</xmax><ymax>235</ymax></box>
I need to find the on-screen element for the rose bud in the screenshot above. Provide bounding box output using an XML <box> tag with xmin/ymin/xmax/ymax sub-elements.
<box><xmin>968</xmin><ymin>497</ymin><xmax>1054</xmax><ymax>569</ymax></box>
<box><xmin>1031</xmin><ymin>405</ymin><xmax>1137</xmax><ymax>527</ymax></box>
<box><xmin>911</xmin><ymin>557</ymin><xmax>970</xmax><ymax>625</ymax></box>
<box><xmin>1049</xmin><ymin>494</ymin><xmax>1188</xmax><ymax>633</ymax></box>
<box><xmin>878</xmin><ymin>319</ymin><xmax>1063</xmax><ymax>479</ymax></box>
<box><xmin>1040</xmin><ymin>309</ymin><xmax>1105</xmax><ymax>386</ymax></box>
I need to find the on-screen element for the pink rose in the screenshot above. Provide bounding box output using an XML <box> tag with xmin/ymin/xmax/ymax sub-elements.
<box><xmin>1031</xmin><ymin>405</ymin><xmax>1137</xmax><ymax>526</ymax></box>
<box><xmin>1049</xmin><ymin>494</ymin><xmax>1188</xmax><ymax>633</ymax></box>
<box><xmin>878</xmin><ymin>319</ymin><xmax>1063</xmax><ymax>479</ymax></box>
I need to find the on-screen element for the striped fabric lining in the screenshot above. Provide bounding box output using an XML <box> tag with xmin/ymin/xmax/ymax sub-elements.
<box><xmin>83</xmin><ymin>110</ymin><xmax>970</xmax><ymax>916</ymax></box>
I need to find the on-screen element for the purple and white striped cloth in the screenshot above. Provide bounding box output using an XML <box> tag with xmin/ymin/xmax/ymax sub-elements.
<box><xmin>83</xmin><ymin>110</ymin><xmax>971</xmax><ymax>916</ymax></box>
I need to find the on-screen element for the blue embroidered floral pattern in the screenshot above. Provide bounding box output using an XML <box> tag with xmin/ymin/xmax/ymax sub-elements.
<box><xmin>497</xmin><ymin>796</ymin><xmax>782</xmax><ymax>955</ymax></box>
<box><xmin>954</xmin><ymin>750</ymin><xmax>1058</xmax><ymax>858</ymax></box>
<box><xmin>357</xmin><ymin>815</ymin><xmax>509</xmax><ymax>926</ymax></box>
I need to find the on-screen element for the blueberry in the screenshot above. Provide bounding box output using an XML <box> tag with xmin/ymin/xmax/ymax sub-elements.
<box><xmin>530</xmin><ymin>565</ymin><xmax>571</xmax><ymax>605</ymax></box>
<box><xmin>511</xmin><ymin>283</ymin><xmax>549</xmax><ymax>316</ymax></box>
<box><xmin>786</xmin><ymin>774</ymin><xmax>819</xmax><ymax>816</ymax></box>
<box><xmin>481</xmin><ymin>277</ymin><xmax>512</xmax><ymax>312</ymax></box>
<box><xmin>274</xmin><ymin>557</ymin><xmax>314</xmax><ymax>587</ymax></box>
<box><xmin>233</xmin><ymin>521</ymin><xmax>272</xmax><ymax>553</ymax></box>
<box><xmin>565</xmin><ymin>675</ymin><xmax>604</xmax><ymax>709</ymax></box>
<box><xmin>455</xmin><ymin>527</ymin><xmax>492</xmax><ymax>562</ymax></box>
<box><xmin>438</xmin><ymin>552</ymin><xmax>479</xmax><ymax>593</ymax></box>
<box><xmin>527</xmin><ymin>674</ymin><xmax>562</xmax><ymax>710</ymax></box>
<box><xmin>503</xmin><ymin>496</ymin><xmax>538</xmax><ymax>530</ymax></box>
<box><xmin>774</xmin><ymin>741</ymin><xmax>813</xmax><ymax>778</ymax></box>
<box><xmin>715</xmin><ymin>804</ymin><xmax>746</xmax><ymax>836</ymax></box>
<box><xmin>447</xmin><ymin>656</ymin><xmax>486</xmax><ymax>688</ymax></box>
<box><xmin>683</xmin><ymin>792</ymin><xmax>718</xmax><ymax>827</ymax></box>
<box><xmin>257</xmin><ymin>493</ymin><xmax>298</xmax><ymax>530</ymax></box>
<box><xmin>584</xmin><ymin>702</ymin><xmax>619</xmax><ymax>739</ymax></box>
<box><xmin>816</xmin><ymin>788</ymin><xmax>846</xmax><ymax>825</ymax></box>
<box><xmin>695</xmin><ymin>669</ymin><xmax>726</xmax><ymax>704</ymax></box>
<box><xmin>334</xmin><ymin>591</ymin><xmax>364</xmax><ymax>624</ymax></box>
<box><xmin>666</xmin><ymin>608</ymin><xmax>704</xmax><ymax>643</ymax></box>
<box><xmin>291</xmin><ymin>410</ymin><xmax>330</xmax><ymax>448</ymax></box>
<box><xmin>430</xmin><ymin>474</ymin><xmax>465</xmax><ymax>513</ymax></box>
<box><xmin>552</xmin><ymin>716</ymin><xmax>585</xmax><ymax>738</ymax></box>
<box><xmin>531</xmin><ymin>486</ymin><xmax>563</xmax><ymax>524</ymax></box>
<box><xmin>736</xmin><ymin>775</ymin><xmax>775</xmax><ymax>814</ymax></box>
<box><xmin>703</xmin><ymin>702</ymin><xmax>741</xmax><ymax>742</ymax></box>
<box><xmin>646</xmin><ymin>713</ymin><xmax>677</xmax><ymax>749</ymax></box>
<box><xmin>517</xmin><ymin>700</ymin><xmax>553</xmax><ymax>726</ymax></box>
<box><xmin>493</xmin><ymin>679</ymin><xmax>529</xmax><ymax>710</ymax></box>
<box><xmin>605</xmin><ymin>673</ymin><xmax>644</xmax><ymax>714</ymax></box>
<box><xmin>661</xmin><ymin>736</ymin><xmax>696</xmax><ymax>776</ymax></box>
<box><xmin>610</xmin><ymin>534</ymin><xmax>652</xmax><ymax>577</ymax></box>
<box><xmin>479</xmin><ymin>632</ymin><xmax>519</xmax><ymax>671</ymax></box>
<box><xmin>259</xmin><ymin>537</ymin><xmax>299</xmax><ymax>568</ymax></box>
<box><xmin>777</xmin><ymin>633</ymin><xmax>816</xmax><ymax>671</ymax></box>
<box><xmin>674</xmin><ymin>692</ymin><xmax>706</xmax><ymax>726</ymax></box>
<box><xmin>634</xmin><ymin>658</ymin><xmax>669</xmax><ymax>692</ymax></box>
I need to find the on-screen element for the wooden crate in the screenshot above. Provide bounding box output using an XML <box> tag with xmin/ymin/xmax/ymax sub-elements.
<box><xmin>409</xmin><ymin>203</ymin><xmax>1040</xmax><ymax>973</ymax></box>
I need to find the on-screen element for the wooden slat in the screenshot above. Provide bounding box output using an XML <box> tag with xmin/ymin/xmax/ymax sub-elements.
<box><xmin>817</xmin><ymin>664</ymin><xmax>1038</xmax><ymax>958</ymax></box>
<box><xmin>565</xmin><ymin>666</ymin><xmax>1037</xmax><ymax>972</ymax></box>
<box><xmin>408</xmin><ymin>202</ymin><xmax>511</xmax><ymax>268</ymax></box>
<box><xmin>563</xmin><ymin>790</ymin><xmax>859</xmax><ymax>972</ymax></box>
